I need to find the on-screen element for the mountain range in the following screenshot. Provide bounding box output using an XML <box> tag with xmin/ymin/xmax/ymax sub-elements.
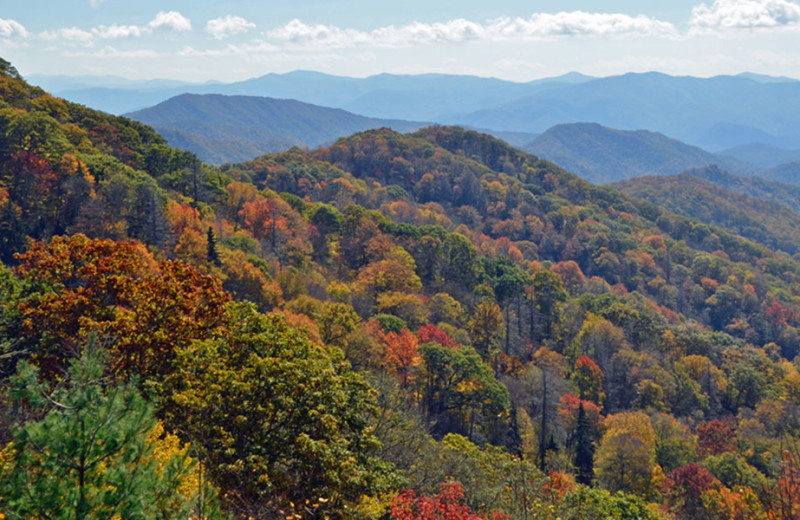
<box><xmin>35</xmin><ymin>70</ymin><xmax>800</xmax><ymax>153</ymax></box>
<box><xmin>125</xmin><ymin>92</ymin><xmax>799</xmax><ymax>183</ymax></box>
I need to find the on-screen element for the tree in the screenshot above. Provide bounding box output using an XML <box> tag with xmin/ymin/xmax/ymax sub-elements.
<box><xmin>595</xmin><ymin>411</ymin><xmax>659</xmax><ymax>498</ymax></box>
<box><xmin>651</xmin><ymin>413</ymin><xmax>696</xmax><ymax>474</ymax></box>
<box><xmin>14</xmin><ymin>234</ymin><xmax>230</xmax><ymax>380</ymax></box>
<box><xmin>417</xmin><ymin>342</ymin><xmax>510</xmax><ymax>443</ymax></box>
<box><xmin>557</xmin><ymin>486</ymin><xmax>664</xmax><ymax>520</ymax></box>
<box><xmin>574</xmin><ymin>401</ymin><xmax>595</xmax><ymax>485</ymax></box>
<box><xmin>316</xmin><ymin>300</ymin><xmax>360</xmax><ymax>348</ymax></box>
<box><xmin>697</xmin><ymin>419</ymin><xmax>737</xmax><ymax>458</ymax></box>
<box><xmin>661</xmin><ymin>463</ymin><xmax>719</xmax><ymax>519</ymax></box>
<box><xmin>166</xmin><ymin>302</ymin><xmax>396</xmax><ymax>519</ymax></box>
<box><xmin>763</xmin><ymin>446</ymin><xmax>800</xmax><ymax>520</ymax></box>
<box><xmin>571</xmin><ymin>355</ymin><xmax>605</xmax><ymax>406</ymax></box>
<box><xmin>570</xmin><ymin>313</ymin><xmax>626</xmax><ymax>377</ymax></box>
<box><xmin>391</xmin><ymin>482</ymin><xmax>488</xmax><ymax>520</ymax></box>
<box><xmin>418</xmin><ymin>323</ymin><xmax>458</xmax><ymax>349</ymax></box>
<box><xmin>468</xmin><ymin>300</ymin><xmax>504</xmax><ymax>361</ymax></box>
<box><xmin>381</xmin><ymin>328</ymin><xmax>421</xmax><ymax>387</ymax></box>
<box><xmin>531</xmin><ymin>347</ymin><xmax>568</xmax><ymax>472</ymax></box>
<box><xmin>0</xmin><ymin>339</ymin><xmax>213</xmax><ymax>519</ymax></box>
<box><xmin>529</xmin><ymin>270</ymin><xmax>567</xmax><ymax>345</ymax></box>
<box><xmin>206</xmin><ymin>226</ymin><xmax>221</xmax><ymax>266</ymax></box>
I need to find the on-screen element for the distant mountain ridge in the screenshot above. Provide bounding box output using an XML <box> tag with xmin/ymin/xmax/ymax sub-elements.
<box><xmin>126</xmin><ymin>93</ymin><xmax>429</xmax><ymax>164</ymax></box>
<box><xmin>40</xmin><ymin>70</ymin><xmax>800</xmax><ymax>152</ymax></box>
<box><xmin>719</xmin><ymin>143</ymin><xmax>800</xmax><ymax>168</ymax></box>
<box><xmin>523</xmin><ymin>122</ymin><xmax>753</xmax><ymax>184</ymax></box>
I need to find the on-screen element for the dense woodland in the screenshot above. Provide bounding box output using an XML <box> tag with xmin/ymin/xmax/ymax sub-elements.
<box><xmin>2</xmin><ymin>57</ymin><xmax>800</xmax><ymax>519</ymax></box>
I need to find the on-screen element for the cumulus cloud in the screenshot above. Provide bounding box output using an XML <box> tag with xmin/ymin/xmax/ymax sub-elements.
<box><xmin>149</xmin><ymin>11</ymin><xmax>192</xmax><ymax>32</ymax></box>
<box><xmin>92</xmin><ymin>24</ymin><xmax>143</xmax><ymax>39</ymax></box>
<box><xmin>37</xmin><ymin>11</ymin><xmax>192</xmax><ymax>46</ymax></box>
<box><xmin>206</xmin><ymin>15</ymin><xmax>255</xmax><ymax>39</ymax></box>
<box><xmin>266</xmin><ymin>12</ymin><xmax>676</xmax><ymax>48</ymax></box>
<box><xmin>690</xmin><ymin>0</ymin><xmax>800</xmax><ymax>30</ymax></box>
<box><xmin>489</xmin><ymin>12</ymin><xmax>677</xmax><ymax>38</ymax></box>
<box><xmin>41</xmin><ymin>27</ymin><xmax>93</xmax><ymax>44</ymax></box>
<box><xmin>0</xmin><ymin>18</ymin><xmax>28</xmax><ymax>39</ymax></box>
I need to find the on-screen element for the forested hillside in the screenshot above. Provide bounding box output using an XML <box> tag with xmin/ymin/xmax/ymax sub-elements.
<box><xmin>613</xmin><ymin>171</ymin><xmax>800</xmax><ymax>255</ymax></box>
<box><xmin>126</xmin><ymin>93</ymin><xmax>428</xmax><ymax>164</ymax></box>
<box><xmin>2</xmin><ymin>58</ymin><xmax>800</xmax><ymax>520</ymax></box>
<box><xmin>524</xmin><ymin>122</ymin><xmax>750</xmax><ymax>183</ymax></box>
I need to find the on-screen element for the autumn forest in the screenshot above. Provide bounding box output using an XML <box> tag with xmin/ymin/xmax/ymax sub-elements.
<box><xmin>2</xmin><ymin>56</ymin><xmax>800</xmax><ymax>520</ymax></box>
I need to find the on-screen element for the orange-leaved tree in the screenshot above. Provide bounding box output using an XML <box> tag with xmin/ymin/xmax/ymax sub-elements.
<box><xmin>14</xmin><ymin>234</ymin><xmax>230</xmax><ymax>380</ymax></box>
<box><xmin>391</xmin><ymin>482</ymin><xmax>498</xmax><ymax>520</ymax></box>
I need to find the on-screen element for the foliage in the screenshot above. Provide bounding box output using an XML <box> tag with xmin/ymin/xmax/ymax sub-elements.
<box><xmin>595</xmin><ymin>411</ymin><xmax>660</xmax><ymax>498</ymax></box>
<box><xmin>556</xmin><ymin>485</ymin><xmax>664</xmax><ymax>520</ymax></box>
<box><xmin>4</xmin><ymin>63</ymin><xmax>800</xmax><ymax>518</ymax></box>
<box><xmin>165</xmin><ymin>302</ymin><xmax>398</xmax><ymax>518</ymax></box>
<box><xmin>0</xmin><ymin>339</ymin><xmax>215</xmax><ymax>519</ymax></box>
<box><xmin>391</xmin><ymin>482</ymin><xmax>490</xmax><ymax>520</ymax></box>
<box><xmin>13</xmin><ymin>234</ymin><xmax>229</xmax><ymax>380</ymax></box>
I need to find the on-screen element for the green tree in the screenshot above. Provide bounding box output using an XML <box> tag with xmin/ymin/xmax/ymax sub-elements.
<box><xmin>417</xmin><ymin>342</ymin><xmax>510</xmax><ymax>444</ymax></box>
<box><xmin>529</xmin><ymin>270</ymin><xmax>567</xmax><ymax>345</ymax></box>
<box><xmin>574</xmin><ymin>401</ymin><xmax>595</xmax><ymax>485</ymax></box>
<box><xmin>206</xmin><ymin>226</ymin><xmax>221</xmax><ymax>266</ymax></box>
<box><xmin>558</xmin><ymin>486</ymin><xmax>664</xmax><ymax>520</ymax></box>
<box><xmin>0</xmin><ymin>339</ymin><xmax>209</xmax><ymax>519</ymax></box>
<box><xmin>166</xmin><ymin>302</ymin><xmax>397</xmax><ymax>519</ymax></box>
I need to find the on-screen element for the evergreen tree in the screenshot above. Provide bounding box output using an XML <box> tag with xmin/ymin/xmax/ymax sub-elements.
<box><xmin>574</xmin><ymin>401</ymin><xmax>595</xmax><ymax>485</ymax></box>
<box><xmin>206</xmin><ymin>226</ymin><xmax>221</xmax><ymax>266</ymax></box>
<box><xmin>0</xmin><ymin>338</ymin><xmax>210</xmax><ymax>519</ymax></box>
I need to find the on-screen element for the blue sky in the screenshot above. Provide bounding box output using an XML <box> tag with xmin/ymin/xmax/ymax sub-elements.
<box><xmin>2</xmin><ymin>0</ymin><xmax>800</xmax><ymax>82</ymax></box>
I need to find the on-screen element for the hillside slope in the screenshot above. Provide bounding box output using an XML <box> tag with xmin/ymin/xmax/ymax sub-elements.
<box><xmin>126</xmin><ymin>93</ymin><xmax>429</xmax><ymax>163</ymax></box>
<box><xmin>612</xmin><ymin>170</ymin><xmax>800</xmax><ymax>255</ymax></box>
<box><xmin>6</xmin><ymin>58</ymin><xmax>800</xmax><ymax>520</ymax></box>
<box><xmin>524</xmin><ymin>122</ymin><xmax>751</xmax><ymax>183</ymax></box>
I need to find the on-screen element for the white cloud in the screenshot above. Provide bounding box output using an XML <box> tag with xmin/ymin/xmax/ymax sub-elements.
<box><xmin>0</xmin><ymin>18</ymin><xmax>28</xmax><ymax>39</ymax></box>
<box><xmin>266</xmin><ymin>12</ymin><xmax>677</xmax><ymax>48</ymax></box>
<box><xmin>33</xmin><ymin>11</ymin><xmax>191</xmax><ymax>48</ymax></box>
<box><xmin>149</xmin><ymin>11</ymin><xmax>192</xmax><ymax>32</ymax></box>
<box><xmin>206</xmin><ymin>15</ymin><xmax>255</xmax><ymax>39</ymax></box>
<box><xmin>92</xmin><ymin>24</ymin><xmax>143</xmax><ymax>39</ymax></box>
<box><xmin>690</xmin><ymin>0</ymin><xmax>800</xmax><ymax>30</ymax></box>
<box><xmin>41</xmin><ymin>27</ymin><xmax>93</xmax><ymax>44</ymax></box>
<box><xmin>488</xmin><ymin>12</ymin><xmax>677</xmax><ymax>39</ymax></box>
<box><xmin>88</xmin><ymin>0</ymin><xmax>107</xmax><ymax>6</ymax></box>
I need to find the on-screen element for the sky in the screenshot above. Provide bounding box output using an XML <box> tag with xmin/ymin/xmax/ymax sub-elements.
<box><xmin>2</xmin><ymin>0</ymin><xmax>800</xmax><ymax>82</ymax></box>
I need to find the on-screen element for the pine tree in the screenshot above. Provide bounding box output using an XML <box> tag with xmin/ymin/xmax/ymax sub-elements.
<box><xmin>206</xmin><ymin>226</ymin><xmax>221</xmax><ymax>266</ymax></box>
<box><xmin>507</xmin><ymin>406</ymin><xmax>523</xmax><ymax>457</ymax></box>
<box><xmin>0</xmin><ymin>338</ymin><xmax>209</xmax><ymax>519</ymax></box>
<box><xmin>574</xmin><ymin>401</ymin><xmax>595</xmax><ymax>485</ymax></box>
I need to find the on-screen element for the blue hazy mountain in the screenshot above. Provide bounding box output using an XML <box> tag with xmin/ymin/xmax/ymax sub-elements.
<box><xmin>719</xmin><ymin>143</ymin><xmax>800</xmax><ymax>168</ymax></box>
<box><xmin>125</xmin><ymin>93</ymin><xmax>430</xmax><ymax>164</ymax></box>
<box><xmin>523</xmin><ymin>122</ymin><xmax>754</xmax><ymax>184</ymax></box>
<box><xmin>41</xmin><ymin>70</ymin><xmax>800</xmax><ymax>151</ymax></box>
<box><xmin>449</xmin><ymin>72</ymin><xmax>800</xmax><ymax>150</ymax></box>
